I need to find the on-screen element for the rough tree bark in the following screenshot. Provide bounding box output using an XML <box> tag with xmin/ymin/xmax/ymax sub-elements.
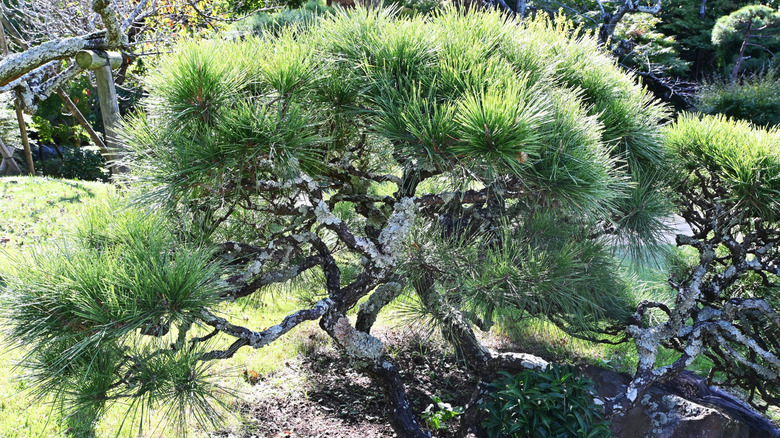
<box><xmin>731</xmin><ymin>21</ymin><xmax>752</xmax><ymax>82</ymax></box>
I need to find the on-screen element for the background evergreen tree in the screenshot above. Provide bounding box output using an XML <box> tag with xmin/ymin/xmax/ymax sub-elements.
<box><xmin>711</xmin><ymin>4</ymin><xmax>780</xmax><ymax>81</ymax></box>
<box><xmin>656</xmin><ymin>0</ymin><xmax>779</xmax><ymax>79</ymax></box>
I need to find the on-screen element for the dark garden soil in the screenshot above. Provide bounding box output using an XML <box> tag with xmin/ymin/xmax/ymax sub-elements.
<box><xmin>214</xmin><ymin>327</ymin><xmax>481</xmax><ymax>438</ymax></box>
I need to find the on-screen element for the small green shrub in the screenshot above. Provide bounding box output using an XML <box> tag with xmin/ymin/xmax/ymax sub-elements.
<box><xmin>385</xmin><ymin>0</ymin><xmax>443</xmax><ymax>16</ymax></box>
<box><xmin>35</xmin><ymin>156</ymin><xmax>61</xmax><ymax>177</ymax></box>
<box><xmin>421</xmin><ymin>395</ymin><xmax>463</xmax><ymax>430</ymax></box>
<box><xmin>60</xmin><ymin>146</ymin><xmax>109</xmax><ymax>181</ymax></box>
<box><xmin>481</xmin><ymin>366</ymin><xmax>612</xmax><ymax>438</ymax></box>
<box><xmin>696</xmin><ymin>70</ymin><xmax>780</xmax><ymax>127</ymax></box>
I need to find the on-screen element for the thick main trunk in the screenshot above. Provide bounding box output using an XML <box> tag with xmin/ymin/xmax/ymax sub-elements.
<box><xmin>413</xmin><ymin>284</ymin><xmax>550</xmax><ymax>437</ymax></box>
<box><xmin>415</xmin><ymin>279</ymin><xmax>548</xmax><ymax>376</ymax></box>
<box><xmin>320</xmin><ymin>311</ymin><xmax>428</xmax><ymax>438</ymax></box>
<box><xmin>364</xmin><ymin>358</ymin><xmax>429</xmax><ymax>438</ymax></box>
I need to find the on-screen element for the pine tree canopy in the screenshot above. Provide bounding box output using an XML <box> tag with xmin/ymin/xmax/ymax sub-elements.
<box><xmin>129</xmin><ymin>7</ymin><xmax>671</xmax><ymax>246</ymax></box>
<box><xmin>4</xmin><ymin>8</ymin><xmax>674</xmax><ymax>436</ymax></box>
<box><xmin>711</xmin><ymin>5</ymin><xmax>780</xmax><ymax>47</ymax></box>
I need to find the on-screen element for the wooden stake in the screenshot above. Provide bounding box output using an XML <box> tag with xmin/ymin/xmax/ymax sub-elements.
<box><xmin>0</xmin><ymin>136</ymin><xmax>22</xmax><ymax>175</ymax></box>
<box><xmin>14</xmin><ymin>102</ymin><xmax>34</xmax><ymax>175</ymax></box>
<box><xmin>0</xmin><ymin>16</ymin><xmax>34</xmax><ymax>175</ymax></box>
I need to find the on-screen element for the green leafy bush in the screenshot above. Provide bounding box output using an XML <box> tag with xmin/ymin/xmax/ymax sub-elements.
<box><xmin>229</xmin><ymin>1</ymin><xmax>332</xmax><ymax>36</ymax></box>
<box><xmin>481</xmin><ymin>366</ymin><xmax>612</xmax><ymax>438</ymax></box>
<box><xmin>696</xmin><ymin>70</ymin><xmax>780</xmax><ymax>127</ymax></box>
<box><xmin>32</xmin><ymin>76</ymin><xmax>94</xmax><ymax>146</ymax></box>
<box><xmin>60</xmin><ymin>146</ymin><xmax>110</xmax><ymax>181</ymax></box>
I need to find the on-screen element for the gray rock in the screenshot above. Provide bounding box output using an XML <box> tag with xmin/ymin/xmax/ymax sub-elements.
<box><xmin>580</xmin><ymin>367</ymin><xmax>780</xmax><ymax>438</ymax></box>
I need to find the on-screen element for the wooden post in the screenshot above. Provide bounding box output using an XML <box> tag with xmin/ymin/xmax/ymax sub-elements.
<box><xmin>0</xmin><ymin>137</ymin><xmax>21</xmax><ymax>175</ymax></box>
<box><xmin>13</xmin><ymin>101</ymin><xmax>34</xmax><ymax>174</ymax></box>
<box><xmin>75</xmin><ymin>50</ymin><xmax>125</xmax><ymax>172</ymax></box>
<box><xmin>0</xmin><ymin>17</ymin><xmax>34</xmax><ymax>175</ymax></box>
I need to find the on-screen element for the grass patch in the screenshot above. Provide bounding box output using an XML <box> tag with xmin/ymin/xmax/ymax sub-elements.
<box><xmin>0</xmin><ymin>176</ymin><xmax>113</xmax><ymax>249</ymax></box>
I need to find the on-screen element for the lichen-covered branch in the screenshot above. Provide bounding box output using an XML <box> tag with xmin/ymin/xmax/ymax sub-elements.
<box><xmin>92</xmin><ymin>0</ymin><xmax>127</xmax><ymax>47</ymax></box>
<box><xmin>356</xmin><ymin>281</ymin><xmax>403</xmax><ymax>333</ymax></box>
<box><xmin>0</xmin><ymin>34</ymin><xmax>104</xmax><ymax>87</ymax></box>
<box><xmin>3</xmin><ymin>62</ymin><xmax>86</xmax><ymax>112</ymax></box>
<box><xmin>617</xmin><ymin>151</ymin><xmax>780</xmax><ymax>413</ymax></box>
<box><xmin>0</xmin><ymin>0</ymin><xmax>154</xmax><ymax>111</ymax></box>
<box><xmin>198</xmin><ymin>298</ymin><xmax>333</xmax><ymax>359</ymax></box>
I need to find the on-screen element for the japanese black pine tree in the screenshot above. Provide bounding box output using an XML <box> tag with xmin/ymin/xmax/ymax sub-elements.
<box><xmin>3</xmin><ymin>8</ymin><xmax>683</xmax><ymax>437</ymax></box>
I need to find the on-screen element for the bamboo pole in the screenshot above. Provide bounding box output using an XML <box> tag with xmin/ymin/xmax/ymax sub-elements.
<box><xmin>56</xmin><ymin>88</ymin><xmax>110</xmax><ymax>157</ymax></box>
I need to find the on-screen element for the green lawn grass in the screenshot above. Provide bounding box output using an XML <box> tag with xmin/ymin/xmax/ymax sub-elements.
<box><xmin>0</xmin><ymin>177</ymin><xmax>114</xmax><ymax>249</ymax></box>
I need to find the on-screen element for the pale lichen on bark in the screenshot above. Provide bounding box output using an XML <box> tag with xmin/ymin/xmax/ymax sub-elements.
<box><xmin>378</xmin><ymin>197</ymin><xmax>417</xmax><ymax>262</ymax></box>
<box><xmin>331</xmin><ymin>316</ymin><xmax>384</xmax><ymax>362</ymax></box>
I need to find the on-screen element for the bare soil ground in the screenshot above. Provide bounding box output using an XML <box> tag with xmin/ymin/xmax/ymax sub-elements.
<box><xmin>214</xmin><ymin>327</ymin><xmax>480</xmax><ymax>438</ymax></box>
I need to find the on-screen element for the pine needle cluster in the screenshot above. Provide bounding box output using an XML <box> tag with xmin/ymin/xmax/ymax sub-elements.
<box><xmin>2</xmin><ymin>198</ymin><xmax>229</xmax><ymax>435</ymax></box>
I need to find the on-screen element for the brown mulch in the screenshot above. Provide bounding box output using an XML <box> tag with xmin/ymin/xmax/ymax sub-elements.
<box><xmin>214</xmin><ymin>327</ymin><xmax>480</xmax><ymax>438</ymax></box>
